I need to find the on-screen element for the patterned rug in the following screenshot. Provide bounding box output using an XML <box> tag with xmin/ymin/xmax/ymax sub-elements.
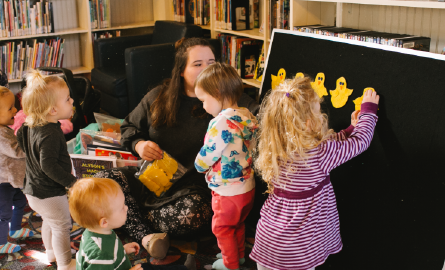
<box><xmin>0</xmin><ymin>205</ymin><xmax>258</xmax><ymax>270</ymax></box>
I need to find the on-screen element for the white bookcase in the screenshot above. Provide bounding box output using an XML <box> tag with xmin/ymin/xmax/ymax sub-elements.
<box><xmin>184</xmin><ymin>0</ymin><xmax>445</xmax><ymax>89</ymax></box>
<box><xmin>290</xmin><ymin>0</ymin><xmax>445</xmax><ymax>55</ymax></box>
<box><xmin>8</xmin><ymin>0</ymin><xmax>170</xmax><ymax>93</ymax></box>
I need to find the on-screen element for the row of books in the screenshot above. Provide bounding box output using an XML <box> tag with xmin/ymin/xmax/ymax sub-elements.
<box><xmin>218</xmin><ymin>33</ymin><xmax>262</xmax><ymax>79</ymax></box>
<box><xmin>92</xmin><ymin>30</ymin><xmax>120</xmax><ymax>41</ymax></box>
<box><xmin>214</xmin><ymin>0</ymin><xmax>257</xmax><ymax>30</ymax></box>
<box><xmin>89</xmin><ymin>0</ymin><xmax>110</xmax><ymax>29</ymax></box>
<box><xmin>0</xmin><ymin>0</ymin><xmax>55</xmax><ymax>38</ymax></box>
<box><xmin>294</xmin><ymin>25</ymin><xmax>431</xmax><ymax>52</ymax></box>
<box><xmin>270</xmin><ymin>0</ymin><xmax>289</xmax><ymax>32</ymax></box>
<box><xmin>173</xmin><ymin>0</ymin><xmax>211</xmax><ymax>26</ymax></box>
<box><xmin>0</xmin><ymin>37</ymin><xmax>64</xmax><ymax>80</ymax></box>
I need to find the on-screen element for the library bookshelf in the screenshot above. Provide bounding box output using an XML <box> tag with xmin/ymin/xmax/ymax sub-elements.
<box><xmin>290</xmin><ymin>0</ymin><xmax>445</xmax><ymax>56</ymax></box>
<box><xmin>167</xmin><ymin>0</ymin><xmax>445</xmax><ymax>90</ymax></box>
<box><xmin>7</xmin><ymin>0</ymin><xmax>170</xmax><ymax>93</ymax></box>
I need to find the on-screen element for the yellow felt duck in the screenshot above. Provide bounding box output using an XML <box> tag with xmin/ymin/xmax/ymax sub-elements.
<box><xmin>295</xmin><ymin>72</ymin><xmax>304</xmax><ymax>79</ymax></box>
<box><xmin>311</xmin><ymin>72</ymin><xmax>328</xmax><ymax>98</ymax></box>
<box><xmin>271</xmin><ymin>68</ymin><xmax>286</xmax><ymax>90</ymax></box>
<box><xmin>330</xmin><ymin>77</ymin><xmax>353</xmax><ymax>108</ymax></box>
<box><xmin>353</xmin><ymin>87</ymin><xmax>375</xmax><ymax>111</ymax></box>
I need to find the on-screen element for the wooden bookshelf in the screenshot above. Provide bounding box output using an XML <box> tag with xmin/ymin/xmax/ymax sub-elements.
<box><xmin>6</xmin><ymin>0</ymin><xmax>170</xmax><ymax>93</ymax></box>
<box><xmin>242</xmin><ymin>78</ymin><xmax>262</xmax><ymax>88</ymax></box>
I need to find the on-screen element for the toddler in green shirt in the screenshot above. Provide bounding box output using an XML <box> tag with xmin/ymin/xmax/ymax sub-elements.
<box><xmin>69</xmin><ymin>178</ymin><xmax>196</xmax><ymax>270</ymax></box>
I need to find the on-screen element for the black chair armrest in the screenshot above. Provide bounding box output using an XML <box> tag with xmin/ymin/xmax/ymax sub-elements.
<box><xmin>125</xmin><ymin>43</ymin><xmax>176</xmax><ymax>112</ymax></box>
<box><xmin>94</xmin><ymin>34</ymin><xmax>153</xmax><ymax>70</ymax></box>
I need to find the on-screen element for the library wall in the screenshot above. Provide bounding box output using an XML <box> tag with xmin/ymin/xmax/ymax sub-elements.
<box><xmin>291</xmin><ymin>1</ymin><xmax>336</xmax><ymax>27</ymax></box>
<box><xmin>110</xmin><ymin>0</ymin><xmax>154</xmax><ymax>27</ymax></box>
<box><xmin>52</xmin><ymin>0</ymin><xmax>80</xmax><ymax>31</ymax></box>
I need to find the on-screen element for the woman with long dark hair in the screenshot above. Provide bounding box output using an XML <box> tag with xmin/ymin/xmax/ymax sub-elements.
<box><xmin>95</xmin><ymin>37</ymin><xmax>259</xmax><ymax>259</ymax></box>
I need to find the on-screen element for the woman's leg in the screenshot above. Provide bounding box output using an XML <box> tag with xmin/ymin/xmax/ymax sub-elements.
<box><xmin>94</xmin><ymin>169</ymin><xmax>153</xmax><ymax>243</ymax></box>
<box><xmin>147</xmin><ymin>193</ymin><xmax>212</xmax><ymax>236</ymax></box>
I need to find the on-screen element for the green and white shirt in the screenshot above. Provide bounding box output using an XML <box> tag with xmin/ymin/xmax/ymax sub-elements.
<box><xmin>76</xmin><ymin>229</ymin><xmax>132</xmax><ymax>270</ymax></box>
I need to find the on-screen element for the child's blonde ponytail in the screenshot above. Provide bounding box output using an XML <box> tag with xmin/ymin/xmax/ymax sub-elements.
<box><xmin>21</xmin><ymin>69</ymin><xmax>66</xmax><ymax>128</ymax></box>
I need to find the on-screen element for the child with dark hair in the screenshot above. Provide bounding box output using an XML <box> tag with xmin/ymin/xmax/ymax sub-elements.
<box><xmin>194</xmin><ymin>62</ymin><xmax>258</xmax><ymax>270</ymax></box>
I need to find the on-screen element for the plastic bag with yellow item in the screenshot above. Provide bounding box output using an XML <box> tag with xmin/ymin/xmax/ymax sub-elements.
<box><xmin>135</xmin><ymin>151</ymin><xmax>186</xmax><ymax>197</ymax></box>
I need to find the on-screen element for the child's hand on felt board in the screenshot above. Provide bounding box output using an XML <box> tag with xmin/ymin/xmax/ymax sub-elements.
<box><xmin>351</xmin><ymin>110</ymin><xmax>360</xmax><ymax>127</ymax></box>
<box><xmin>362</xmin><ymin>89</ymin><xmax>380</xmax><ymax>105</ymax></box>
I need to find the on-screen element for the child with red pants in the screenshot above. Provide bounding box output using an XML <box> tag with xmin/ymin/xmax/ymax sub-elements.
<box><xmin>194</xmin><ymin>63</ymin><xmax>258</xmax><ymax>270</ymax></box>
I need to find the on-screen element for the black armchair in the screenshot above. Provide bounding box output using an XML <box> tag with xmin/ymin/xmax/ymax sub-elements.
<box><xmin>92</xmin><ymin>20</ymin><xmax>203</xmax><ymax>118</ymax></box>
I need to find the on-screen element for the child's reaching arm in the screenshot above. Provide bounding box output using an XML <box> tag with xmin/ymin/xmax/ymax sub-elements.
<box><xmin>320</xmin><ymin>90</ymin><xmax>379</xmax><ymax>173</ymax></box>
<box><xmin>195</xmin><ymin>116</ymin><xmax>231</xmax><ymax>173</ymax></box>
<box><xmin>335</xmin><ymin>110</ymin><xmax>360</xmax><ymax>141</ymax></box>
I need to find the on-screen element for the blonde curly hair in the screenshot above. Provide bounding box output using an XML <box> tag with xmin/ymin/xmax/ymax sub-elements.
<box><xmin>255</xmin><ymin>76</ymin><xmax>335</xmax><ymax>193</ymax></box>
<box><xmin>21</xmin><ymin>69</ymin><xmax>66</xmax><ymax>128</ymax></box>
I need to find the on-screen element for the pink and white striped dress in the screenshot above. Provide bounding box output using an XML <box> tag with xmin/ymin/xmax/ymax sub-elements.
<box><xmin>250</xmin><ymin>103</ymin><xmax>378</xmax><ymax>270</ymax></box>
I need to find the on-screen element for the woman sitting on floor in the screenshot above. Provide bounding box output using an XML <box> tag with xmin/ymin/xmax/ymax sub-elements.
<box><xmin>94</xmin><ymin>37</ymin><xmax>259</xmax><ymax>259</ymax></box>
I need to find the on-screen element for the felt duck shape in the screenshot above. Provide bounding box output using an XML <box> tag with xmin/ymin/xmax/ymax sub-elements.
<box><xmin>311</xmin><ymin>72</ymin><xmax>328</xmax><ymax>98</ymax></box>
<box><xmin>271</xmin><ymin>68</ymin><xmax>286</xmax><ymax>90</ymax></box>
<box><xmin>295</xmin><ymin>72</ymin><xmax>304</xmax><ymax>79</ymax></box>
<box><xmin>330</xmin><ymin>77</ymin><xmax>353</xmax><ymax>108</ymax></box>
<box><xmin>353</xmin><ymin>87</ymin><xmax>375</xmax><ymax>111</ymax></box>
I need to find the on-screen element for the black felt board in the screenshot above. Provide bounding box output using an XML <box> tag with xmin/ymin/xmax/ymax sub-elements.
<box><xmin>260</xmin><ymin>31</ymin><xmax>445</xmax><ymax>270</ymax></box>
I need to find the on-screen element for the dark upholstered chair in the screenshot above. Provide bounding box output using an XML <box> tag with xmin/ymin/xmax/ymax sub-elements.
<box><xmin>92</xmin><ymin>21</ymin><xmax>203</xmax><ymax>118</ymax></box>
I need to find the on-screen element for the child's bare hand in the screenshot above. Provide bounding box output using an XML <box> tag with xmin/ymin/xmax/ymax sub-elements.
<box><xmin>351</xmin><ymin>110</ymin><xmax>360</xmax><ymax>127</ymax></box>
<box><xmin>362</xmin><ymin>89</ymin><xmax>379</xmax><ymax>105</ymax></box>
<box><xmin>130</xmin><ymin>264</ymin><xmax>142</xmax><ymax>270</ymax></box>
<box><xmin>124</xmin><ymin>242</ymin><xmax>140</xmax><ymax>255</ymax></box>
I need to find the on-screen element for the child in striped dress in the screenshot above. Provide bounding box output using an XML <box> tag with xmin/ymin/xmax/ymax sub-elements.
<box><xmin>250</xmin><ymin>77</ymin><xmax>379</xmax><ymax>270</ymax></box>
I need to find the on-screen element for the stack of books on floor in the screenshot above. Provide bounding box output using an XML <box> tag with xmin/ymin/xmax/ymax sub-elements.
<box><xmin>218</xmin><ymin>33</ymin><xmax>263</xmax><ymax>79</ymax></box>
<box><xmin>89</xmin><ymin>0</ymin><xmax>111</xmax><ymax>29</ymax></box>
<box><xmin>294</xmin><ymin>25</ymin><xmax>431</xmax><ymax>52</ymax></box>
<box><xmin>0</xmin><ymin>37</ymin><xmax>65</xmax><ymax>80</ymax></box>
<box><xmin>173</xmin><ymin>0</ymin><xmax>211</xmax><ymax>26</ymax></box>
<box><xmin>0</xmin><ymin>0</ymin><xmax>55</xmax><ymax>37</ymax></box>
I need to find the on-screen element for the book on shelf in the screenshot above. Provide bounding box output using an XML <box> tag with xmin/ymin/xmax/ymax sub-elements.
<box><xmin>0</xmin><ymin>37</ymin><xmax>65</xmax><ymax>80</ymax></box>
<box><xmin>89</xmin><ymin>0</ymin><xmax>110</xmax><ymax>29</ymax></box>
<box><xmin>293</xmin><ymin>25</ymin><xmax>431</xmax><ymax>52</ymax></box>
<box><xmin>218</xmin><ymin>33</ymin><xmax>262</xmax><ymax>78</ymax></box>
<box><xmin>269</xmin><ymin>0</ymin><xmax>289</xmax><ymax>36</ymax></box>
<box><xmin>173</xmin><ymin>0</ymin><xmax>210</xmax><ymax>26</ymax></box>
<box><xmin>214</xmin><ymin>0</ymin><xmax>256</xmax><ymax>31</ymax></box>
<box><xmin>253</xmin><ymin>43</ymin><xmax>264</xmax><ymax>82</ymax></box>
<box><xmin>0</xmin><ymin>0</ymin><xmax>55</xmax><ymax>38</ymax></box>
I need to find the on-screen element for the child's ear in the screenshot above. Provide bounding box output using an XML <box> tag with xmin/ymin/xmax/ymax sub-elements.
<box><xmin>48</xmin><ymin>107</ymin><xmax>57</xmax><ymax>116</ymax></box>
<box><xmin>99</xmin><ymin>217</ymin><xmax>108</xmax><ymax>228</ymax></box>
